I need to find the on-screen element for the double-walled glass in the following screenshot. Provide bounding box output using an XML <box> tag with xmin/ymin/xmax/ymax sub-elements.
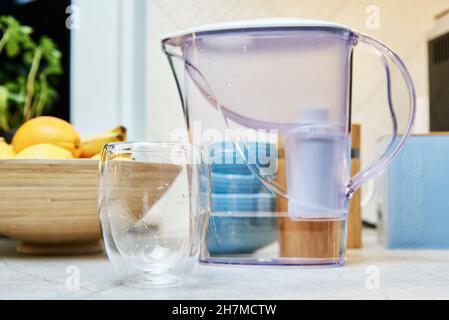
<box><xmin>99</xmin><ymin>142</ymin><xmax>210</xmax><ymax>287</ymax></box>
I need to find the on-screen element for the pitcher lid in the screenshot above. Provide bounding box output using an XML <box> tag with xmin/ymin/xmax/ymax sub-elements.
<box><xmin>162</xmin><ymin>18</ymin><xmax>351</xmax><ymax>41</ymax></box>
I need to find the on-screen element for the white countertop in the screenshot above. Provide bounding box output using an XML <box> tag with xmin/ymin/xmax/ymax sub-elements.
<box><xmin>1</xmin><ymin>229</ymin><xmax>449</xmax><ymax>300</ymax></box>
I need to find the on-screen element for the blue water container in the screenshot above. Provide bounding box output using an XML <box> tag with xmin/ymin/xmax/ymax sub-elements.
<box><xmin>378</xmin><ymin>135</ymin><xmax>449</xmax><ymax>248</ymax></box>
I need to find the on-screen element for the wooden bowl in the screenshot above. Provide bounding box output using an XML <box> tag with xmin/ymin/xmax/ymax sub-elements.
<box><xmin>0</xmin><ymin>159</ymin><xmax>182</xmax><ymax>255</ymax></box>
<box><xmin>0</xmin><ymin>159</ymin><xmax>101</xmax><ymax>254</ymax></box>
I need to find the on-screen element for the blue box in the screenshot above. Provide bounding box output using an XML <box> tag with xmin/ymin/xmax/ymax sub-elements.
<box><xmin>378</xmin><ymin>135</ymin><xmax>449</xmax><ymax>248</ymax></box>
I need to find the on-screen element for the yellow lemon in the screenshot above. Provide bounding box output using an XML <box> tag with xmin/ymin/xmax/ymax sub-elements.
<box><xmin>91</xmin><ymin>153</ymin><xmax>101</xmax><ymax>160</ymax></box>
<box><xmin>12</xmin><ymin>116</ymin><xmax>80</xmax><ymax>156</ymax></box>
<box><xmin>0</xmin><ymin>138</ymin><xmax>15</xmax><ymax>159</ymax></box>
<box><xmin>15</xmin><ymin>144</ymin><xmax>73</xmax><ymax>159</ymax></box>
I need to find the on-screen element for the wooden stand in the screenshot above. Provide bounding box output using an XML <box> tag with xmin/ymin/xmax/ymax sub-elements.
<box><xmin>347</xmin><ymin>124</ymin><xmax>362</xmax><ymax>248</ymax></box>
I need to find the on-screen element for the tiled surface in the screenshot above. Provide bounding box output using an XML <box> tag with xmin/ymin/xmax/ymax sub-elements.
<box><xmin>1</xmin><ymin>230</ymin><xmax>449</xmax><ymax>299</ymax></box>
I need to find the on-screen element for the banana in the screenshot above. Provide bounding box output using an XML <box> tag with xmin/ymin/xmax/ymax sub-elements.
<box><xmin>80</xmin><ymin>126</ymin><xmax>126</xmax><ymax>158</ymax></box>
<box><xmin>0</xmin><ymin>137</ymin><xmax>15</xmax><ymax>159</ymax></box>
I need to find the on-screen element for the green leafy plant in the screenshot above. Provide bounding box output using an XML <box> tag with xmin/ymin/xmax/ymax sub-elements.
<box><xmin>0</xmin><ymin>15</ymin><xmax>62</xmax><ymax>132</ymax></box>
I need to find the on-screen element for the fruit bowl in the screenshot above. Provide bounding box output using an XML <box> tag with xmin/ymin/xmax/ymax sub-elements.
<box><xmin>0</xmin><ymin>159</ymin><xmax>101</xmax><ymax>254</ymax></box>
<box><xmin>0</xmin><ymin>159</ymin><xmax>182</xmax><ymax>255</ymax></box>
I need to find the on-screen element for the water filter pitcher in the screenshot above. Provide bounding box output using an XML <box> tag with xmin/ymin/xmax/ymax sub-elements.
<box><xmin>162</xmin><ymin>19</ymin><xmax>416</xmax><ymax>266</ymax></box>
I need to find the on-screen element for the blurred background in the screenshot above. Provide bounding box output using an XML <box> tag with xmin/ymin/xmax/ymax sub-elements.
<box><xmin>2</xmin><ymin>0</ymin><xmax>449</xmax><ymax>223</ymax></box>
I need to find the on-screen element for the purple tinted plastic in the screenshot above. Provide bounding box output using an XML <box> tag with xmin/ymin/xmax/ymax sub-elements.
<box><xmin>163</xmin><ymin>21</ymin><xmax>416</xmax><ymax>266</ymax></box>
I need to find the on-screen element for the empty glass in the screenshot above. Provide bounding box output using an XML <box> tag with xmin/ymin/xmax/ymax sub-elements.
<box><xmin>99</xmin><ymin>142</ymin><xmax>210</xmax><ymax>287</ymax></box>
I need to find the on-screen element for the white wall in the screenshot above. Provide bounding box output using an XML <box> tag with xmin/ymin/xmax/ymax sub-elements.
<box><xmin>71</xmin><ymin>0</ymin><xmax>146</xmax><ymax>140</ymax></box>
<box><xmin>147</xmin><ymin>0</ymin><xmax>448</xmax><ymax>140</ymax></box>
<box><xmin>147</xmin><ymin>0</ymin><xmax>449</xmax><ymax>222</ymax></box>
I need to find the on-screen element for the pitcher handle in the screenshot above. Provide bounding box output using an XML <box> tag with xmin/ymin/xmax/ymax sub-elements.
<box><xmin>346</xmin><ymin>32</ymin><xmax>416</xmax><ymax>199</ymax></box>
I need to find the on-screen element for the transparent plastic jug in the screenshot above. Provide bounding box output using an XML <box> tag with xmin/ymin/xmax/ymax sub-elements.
<box><xmin>162</xmin><ymin>19</ymin><xmax>416</xmax><ymax>266</ymax></box>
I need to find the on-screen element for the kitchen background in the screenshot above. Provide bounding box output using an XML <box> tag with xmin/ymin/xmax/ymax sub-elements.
<box><xmin>74</xmin><ymin>0</ymin><xmax>449</xmax><ymax>223</ymax></box>
<box><xmin>2</xmin><ymin>0</ymin><xmax>449</xmax><ymax>297</ymax></box>
<box><xmin>3</xmin><ymin>0</ymin><xmax>449</xmax><ymax>224</ymax></box>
